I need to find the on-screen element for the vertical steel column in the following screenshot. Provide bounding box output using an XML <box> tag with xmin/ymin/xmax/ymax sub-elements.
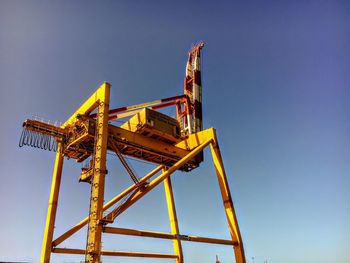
<box><xmin>163</xmin><ymin>172</ymin><xmax>183</xmax><ymax>263</ymax></box>
<box><xmin>40</xmin><ymin>144</ymin><xmax>64</xmax><ymax>263</ymax></box>
<box><xmin>209</xmin><ymin>138</ymin><xmax>246</xmax><ymax>263</ymax></box>
<box><xmin>86</xmin><ymin>83</ymin><xmax>110</xmax><ymax>263</ymax></box>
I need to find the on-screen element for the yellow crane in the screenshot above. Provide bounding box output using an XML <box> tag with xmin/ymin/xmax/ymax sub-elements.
<box><xmin>19</xmin><ymin>43</ymin><xmax>246</xmax><ymax>263</ymax></box>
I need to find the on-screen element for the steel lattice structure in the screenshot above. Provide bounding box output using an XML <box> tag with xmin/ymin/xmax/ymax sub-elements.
<box><xmin>19</xmin><ymin>43</ymin><xmax>246</xmax><ymax>263</ymax></box>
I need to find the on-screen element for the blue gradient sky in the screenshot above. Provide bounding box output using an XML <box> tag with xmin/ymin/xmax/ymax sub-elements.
<box><xmin>0</xmin><ymin>1</ymin><xmax>349</xmax><ymax>263</ymax></box>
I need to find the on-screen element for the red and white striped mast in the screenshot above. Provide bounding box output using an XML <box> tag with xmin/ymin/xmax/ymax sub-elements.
<box><xmin>183</xmin><ymin>41</ymin><xmax>204</xmax><ymax>134</ymax></box>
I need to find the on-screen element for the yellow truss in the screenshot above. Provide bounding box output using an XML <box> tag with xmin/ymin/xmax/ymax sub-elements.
<box><xmin>40</xmin><ymin>83</ymin><xmax>246</xmax><ymax>263</ymax></box>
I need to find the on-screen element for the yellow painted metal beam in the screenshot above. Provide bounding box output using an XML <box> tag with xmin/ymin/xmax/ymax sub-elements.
<box><xmin>164</xmin><ymin>174</ymin><xmax>183</xmax><ymax>263</ymax></box>
<box><xmin>52</xmin><ymin>165</ymin><xmax>163</xmax><ymax>247</ymax></box>
<box><xmin>103</xmin><ymin>227</ymin><xmax>236</xmax><ymax>246</ymax></box>
<box><xmin>62</xmin><ymin>82</ymin><xmax>111</xmax><ymax>127</ymax></box>
<box><xmin>175</xmin><ymin>127</ymin><xmax>216</xmax><ymax>150</ymax></box>
<box><xmin>209</xmin><ymin>129</ymin><xmax>246</xmax><ymax>263</ymax></box>
<box><xmin>80</xmin><ymin>83</ymin><xmax>110</xmax><ymax>263</ymax></box>
<box><xmin>40</xmin><ymin>144</ymin><xmax>64</xmax><ymax>263</ymax></box>
<box><xmin>41</xmin><ymin>83</ymin><xmax>113</xmax><ymax>262</ymax></box>
<box><xmin>52</xmin><ymin>248</ymin><xmax>178</xmax><ymax>258</ymax></box>
<box><xmin>108</xmin><ymin>125</ymin><xmax>193</xmax><ymax>164</ymax></box>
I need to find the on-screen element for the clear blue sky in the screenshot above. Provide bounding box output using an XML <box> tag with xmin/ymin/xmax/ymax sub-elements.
<box><xmin>0</xmin><ymin>1</ymin><xmax>349</xmax><ymax>263</ymax></box>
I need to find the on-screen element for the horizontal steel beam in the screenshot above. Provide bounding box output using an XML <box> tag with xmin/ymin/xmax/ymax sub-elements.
<box><xmin>108</xmin><ymin>125</ymin><xmax>193</xmax><ymax>164</ymax></box>
<box><xmin>52</xmin><ymin>248</ymin><xmax>178</xmax><ymax>258</ymax></box>
<box><xmin>103</xmin><ymin>227</ymin><xmax>237</xmax><ymax>246</ymax></box>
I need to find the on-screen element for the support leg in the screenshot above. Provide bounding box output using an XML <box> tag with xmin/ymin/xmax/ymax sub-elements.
<box><xmin>163</xmin><ymin>173</ymin><xmax>183</xmax><ymax>263</ymax></box>
<box><xmin>86</xmin><ymin>83</ymin><xmax>110</xmax><ymax>263</ymax></box>
<box><xmin>40</xmin><ymin>144</ymin><xmax>64</xmax><ymax>263</ymax></box>
<box><xmin>210</xmin><ymin>139</ymin><xmax>246</xmax><ymax>263</ymax></box>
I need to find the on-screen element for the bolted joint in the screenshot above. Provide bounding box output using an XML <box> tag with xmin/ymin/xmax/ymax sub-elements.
<box><xmin>94</xmin><ymin>168</ymin><xmax>108</xmax><ymax>175</ymax></box>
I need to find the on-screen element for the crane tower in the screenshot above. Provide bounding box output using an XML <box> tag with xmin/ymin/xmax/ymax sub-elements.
<box><xmin>19</xmin><ymin>43</ymin><xmax>246</xmax><ymax>263</ymax></box>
